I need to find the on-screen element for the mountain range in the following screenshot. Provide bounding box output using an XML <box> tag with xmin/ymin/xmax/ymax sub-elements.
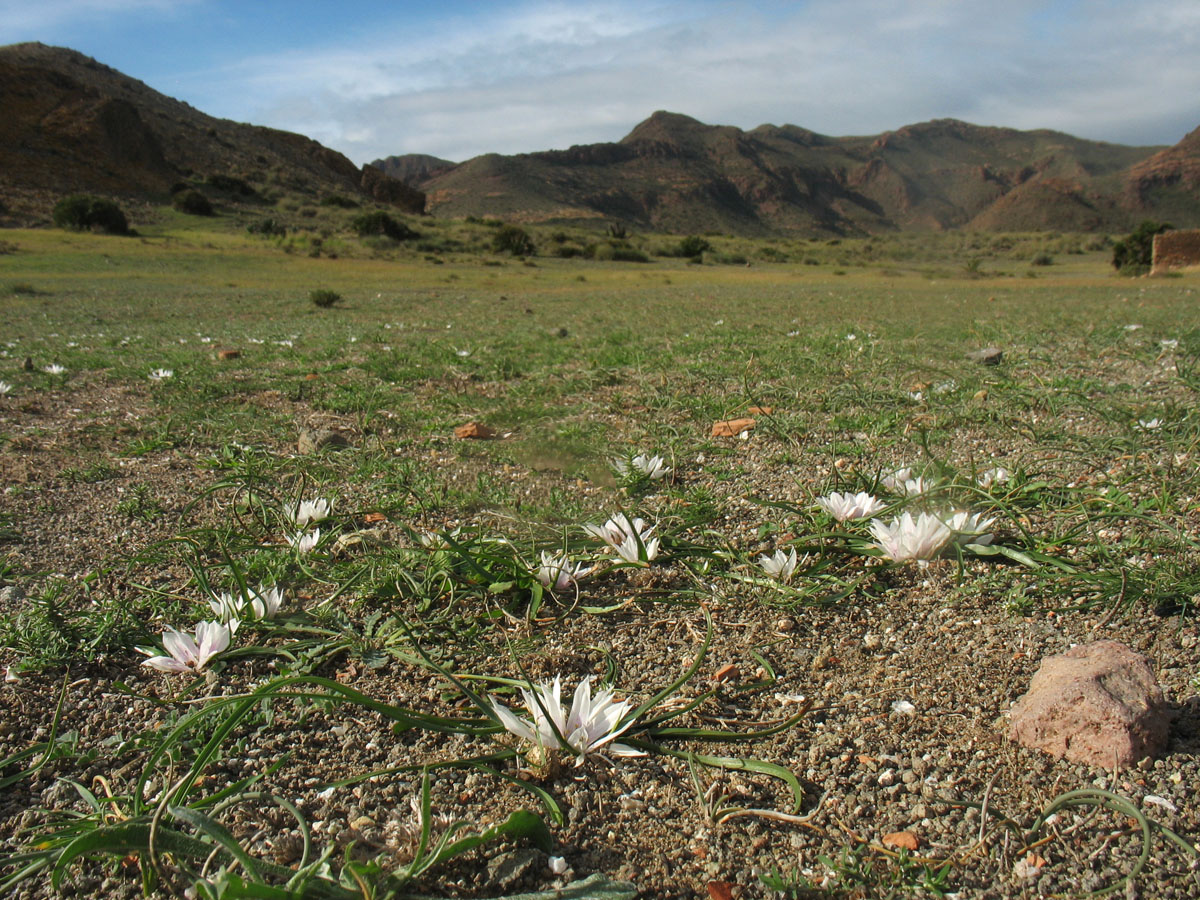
<box><xmin>376</xmin><ymin>112</ymin><xmax>1200</xmax><ymax>235</ymax></box>
<box><xmin>3</xmin><ymin>43</ymin><xmax>1198</xmax><ymax>236</ymax></box>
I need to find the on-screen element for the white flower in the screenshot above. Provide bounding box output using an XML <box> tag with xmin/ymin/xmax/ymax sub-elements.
<box><xmin>489</xmin><ymin>676</ymin><xmax>642</xmax><ymax>765</ymax></box>
<box><xmin>0</xmin><ymin>381</ymin><xmax>12</xmax><ymax>396</ymax></box>
<box><xmin>977</xmin><ymin>467</ymin><xmax>1010</xmax><ymax>489</ymax></box>
<box><xmin>1124</xmin><ymin>323</ymin><xmax>1142</xmax><ymax>331</ymax></box>
<box><xmin>942</xmin><ymin>510</ymin><xmax>996</xmax><ymax>546</ymax></box>
<box><xmin>757</xmin><ymin>548</ymin><xmax>798</xmax><ymax>581</ymax></box>
<box><xmin>149</xmin><ymin>368</ymin><xmax>173</xmax><ymax>381</ymax></box>
<box><xmin>289</xmin><ymin>497</ymin><xmax>331</xmax><ymax>527</ymax></box>
<box><xmin>43</xmin><ymin>364</ymin><xmax>66</xmax><ymax>375</ymax></box>
<box><xmin>816</xmin><ymin>491</ymin><xmax>886</xmax><ymax>522</ymax></box>
<box><xmin>139</xmin><ymin>621</ymin><xmax>231</xmax><ymax>674</ymax></box>
<box><xmin>1137</xmin><ymin>418</ymin><xmax>1162</xmax><ymax>431</ymax></box>
<box><xmin>584</xmin><ymin>514</ymin><xmax>659</xmax><ymax>564</ymax></box>
<box><xmin>880</xmin><ymin>467</ymin><xmax>933</xmax><ymax>497</ymax></box>
<box><xmin>868</xmin><ymin>512</ymin><xmax>952</xmax><ymax>562</ymax></box>
<box><xmin>613</xmin><ymin>453</ymin><xmax>672</xmax><ymax>481</ymax></box>
<box><xmin>208</xmin><ymin>584</ymin><xmax>284</xmax><ymax>623</ymax></box>
<box><xmin>536</xmin><ymin>551</ymin><xmax>592</xmax><ymax>592</ymax></box>
<box><xmin>1160</xmin><ymin>339</ymin><xmax>1179</xmax><ymax>350</ymax></box>
<box><xmin>287</xmin><ymin>529</ymin><xmax>320</xmax><ymax>553</ymax></box>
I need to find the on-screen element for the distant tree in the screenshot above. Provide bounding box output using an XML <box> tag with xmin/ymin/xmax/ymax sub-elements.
<box><xmin>492</xmin><ymin>225</ymin><xmax>535</xmax><ymax>256</ymax></box>
<box><xmin>1112</xmin><ymin>220</ymin><xmax>1172</xmax><ymax>273</ymax></box>
<box><xmin>52</xmin><ymin>195</ymin><xmax>129</xmax><ymax>234</ymax></box>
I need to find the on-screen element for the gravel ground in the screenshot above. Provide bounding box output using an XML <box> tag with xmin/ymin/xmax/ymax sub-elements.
<box><xmin>2</xmin><ymin>373</ymin><xmax>1199</xmax><ymax>899</ymax></box>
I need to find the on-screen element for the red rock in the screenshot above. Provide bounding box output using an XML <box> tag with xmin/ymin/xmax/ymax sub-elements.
<box><xmin>882</xmin><ymin>831</ymin><xmax>920</xmax><ymax>851</ymax></box>
<box><xmin>711</xmin><ymin>417</ymin><xmax>755</xmax><ymax>437</ymax></box>
<box><xmin>713</xmin><ymin>663</ymin><xmax>740</xmax><ymax>683</ymax></box>
<box><xmin>747</xmin><ymin>406</ymin><xmax>774</xmax><ymax>415</ymax></box>
<box><xmin>707</xmin><ymin>882</ymin><xmax>734</xmax><ymax>900</ymax></box>
<box><xmin>454</xmin><ymin>421</ymin><xmax>495</xmax><ymax>439</ymax></box>
<box><xmin>1008</xmin><ymin>640</ymin><xmax>1170</xmax><ymax>769</ymax></box>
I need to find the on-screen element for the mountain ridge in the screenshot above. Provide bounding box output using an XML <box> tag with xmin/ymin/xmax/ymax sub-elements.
<box><xmin>391</xmin><ymin>110</ymin><xmax>1188</xmax><ymax>235</ymax></box>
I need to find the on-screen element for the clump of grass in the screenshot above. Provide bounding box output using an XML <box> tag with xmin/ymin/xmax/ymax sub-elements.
<box><xmin>309</xmin><ymin>289</ymin><xmax>342</xmax><ymax>309</ymax></box>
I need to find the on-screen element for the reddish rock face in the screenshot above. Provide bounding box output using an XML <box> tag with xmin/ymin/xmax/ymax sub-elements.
<box><xmin>1008</xmin><ymin>640</ymin><xmax>1171</xmax><ymax>770</ymax></box>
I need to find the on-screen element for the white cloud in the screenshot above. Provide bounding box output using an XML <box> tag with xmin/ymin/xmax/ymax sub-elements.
<box><xmin>49</xmin><ymin>0</ymin><xmax>1200</xmax><ymax>162</ymax></box>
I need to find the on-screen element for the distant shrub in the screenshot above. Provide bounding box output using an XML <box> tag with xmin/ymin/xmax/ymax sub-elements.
<box><xmin>709</xmin><ymin>252</ymin><xmax>747</xmax><ymax>265</ymax></box>
<box><xmin>492</xmin><ymin>225</ymin><xmax>535</xmax><ymax>256</ymax></box>
<box><xmin>1031</xmin><ymin>253</ymin><xmax>1054</xmax><ymax>266</ymax></box>
<box><xmin>676</xmin><ymin>235</ymin><xmax>711</xmax><ymax>258</ymax></box>
<box><xmin>1112</xmin><ymin>220</ymin><xmax>1172</xmax><ymax>273</ymax></box>
<box><xmin>52</xmin><ymin>194</ymin><xmax>129</xmax><ymax>234</ymax></box>
<box><xmin>173</xmin><ymin>189</ymin><xmax>214</xmax><ymax>216</ymax></box>
<box><xmin>351</xmin><ymin>210</ymin><xmax>417</xmax><ymax>241</ymax></box>
<box><xmin>9</xmin><ymin>282</ymin><xmax>37</xmax><ymax>295</ymax></box>
<box><xmin>309</xmin><ymin>289</ymin><xmax>342</xmax><ymax>308</ymax></box>
<box><xmin>758</xmin><ymin>247</ymin><xmax>788</xmax><ymax>262</ymax></box>
<box><xmin>321</xmin><ymin>194</ymin><xmax>360</xmax><ymax>209</ymax></box>
<box><xmin>247</xmin><ymin>218</ymin><xmax>286</xmax><ymax>237</ymax></box>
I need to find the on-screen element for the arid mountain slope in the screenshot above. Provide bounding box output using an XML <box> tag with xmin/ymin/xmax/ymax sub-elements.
<box><xmin>0</xmin><ymin>43</ymin><xmax>423</xmax><ymax>222</ymax></box>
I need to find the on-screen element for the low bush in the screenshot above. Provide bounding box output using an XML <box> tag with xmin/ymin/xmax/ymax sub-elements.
<box><xmin>206</xmin><ymin>174</ymin><xmax>256</xmax><ymax>197</ymax></box>
<box><xmin>676</xmin><ymin>235</ymin><xmax>711</xmax><ymax>258</ymax></box>
<box><xmin>1112</xmin><ymin>220</ymin><xmax>1172</xmax><ymax>274</ymax></box>
<box><xmin>351</xmin><ymin>210</ymin><xmax>418</xmax><ymax>241</ymax></box>
<box><xmin>491</xmin><ymin>225</ymin><xmax>535</xmax><ymax>256</ymax></box>
<box><xmin>173</xmin><ymin>190</ymin><xmax>214</xmax><ymax>216</ymax></box>
<box><xmin>321</xmin><ymin>194</ymin><xmax>360</xmax><ymax>209</ymax></box>
<box><xmin>52</xmin><ymin>195</ymin><xmax>129</xmax><ymax>234</ymax></box>
<box><xmin>247</xmin><ymin>218</ymin><xmax>286</xmax><ymax>237</ymax></box>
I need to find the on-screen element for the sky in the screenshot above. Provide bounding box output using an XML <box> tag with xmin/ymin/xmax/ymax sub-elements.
<box><xmin>3</xmin><ymin>0</ymin><xmax>1199</xmax><ymax>165</ymax></box>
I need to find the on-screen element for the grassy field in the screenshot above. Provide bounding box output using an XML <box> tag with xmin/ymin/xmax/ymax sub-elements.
<box><xmin>1</xmin><ymin>220</ymin><xmax>1198</xmax><ymax>898</ymax></box>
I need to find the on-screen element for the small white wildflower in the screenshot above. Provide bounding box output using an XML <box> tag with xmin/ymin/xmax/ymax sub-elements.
<box><xmin>489</xmin><ymin>676</ymin><xmax>642</xmax><ymax>765</ymax></box>
<box><xmin>0</xmin><ymin>381</ymin><xmax>12</xmax><ymax>396</ymax></box>
<box><xmin>287</xmin><ymin>529</ymin><xmax>320</xmax><ymax>553</ymax></box>
<box><xmin>1160</xmin><ymin>338</ymin><xmax>1179</xmax><ymax>350</ymax></box>
<box><xmin>880</xmin><ymin>467</ymin><xmax>934</xmax><ymax>497</ymax></box>
<box><xmin>816</xmin><ymin>491</ymin><xmax>886</xmax><ymax>522</ymax></box>
<box><xmin>1137</xmin><ymin>418</ymin><xmax>1162</xmax><ymax>431</ymax></box>
<box><xmin>977</xmin><ymin>467</ymin><xmax>1011</xmax><ymax>489</ymax></box>
<box><xmin>584</xmin><ymin>514</ymin><xmax>659</xmax><ymax>565</ymax></box>
<box><xmin>613</xmin><ymin>453</ymin><xmax>671</xmax><ymax>481</ymax></box>
<box><xmin>289</xmin><ymin>498</ymin><xmax>331</xmax><ymax>527</ymax></box>
<box><xmin>868</xmin><ymin>512</ymin><xmax>952</xmax><ymax>562</ymax></box>
<box><xmin>1123</xmin><ymin>323</ymin><xmax>1142</xmax><ymax>331</ymax></box>
<box><xmin>536</xmin><ymin>551</ymin><xmax>592</xmax><ymax>592</ymax></box>
<box><xmin>148</xmin><ymin>368</ymin><xmax>173</xmax><ymax>381</ymax></box>
<box><xmin>139</xmin><ymin>621</ymin><xmax>231</xmax><ymax>674</ymax></box>
<box><xmin>43</xmin><ymin>364</ymin><xmax>66</xmax><ymax>375</ymax></box>
<box><xmin>757</xmin><ymin>548</ymin><xmax>798</xmax><ymax>582</ymax></box>
<box><xmin>943</xmin><ymin>510</ymin><xmax>996</xmax><ymax>546</ymax></box>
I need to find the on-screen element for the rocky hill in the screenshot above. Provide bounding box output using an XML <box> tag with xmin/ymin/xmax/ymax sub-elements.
<box><xmin>410</xmin><ymin>111</ymin><xmax>1198</xmax><ymax>235</ymax></box>
<box><xmin>0</xmin><ymin>43</ymin><xmax>423</xmax><ymax>223</ymax></box>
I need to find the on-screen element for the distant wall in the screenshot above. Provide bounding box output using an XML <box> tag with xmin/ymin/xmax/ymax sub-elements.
<box><xmin>1152</xmin><ymin>230</ymin><xmax>1200</xmax><ymax>274</ymax></box>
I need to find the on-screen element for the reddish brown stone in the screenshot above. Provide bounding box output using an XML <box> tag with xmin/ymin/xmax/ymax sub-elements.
<box><xmin>711</xmin><ymin>417</ymin><xmax>755</xmax><ymax>437</ymax></box>
<box><xmin>882</xmin><ymin>831</ymin><xmax>920</xmax><ymax>851</ymax></box>
<box><xmin>1008</xmin><ymin>640</ymin><xmax>1170</xmax><ymax>769</ymax></box>
<box><xmin>454</xmin><ymin>421</ymin><xmax>495</xmax><ymax>440</ymax></box>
